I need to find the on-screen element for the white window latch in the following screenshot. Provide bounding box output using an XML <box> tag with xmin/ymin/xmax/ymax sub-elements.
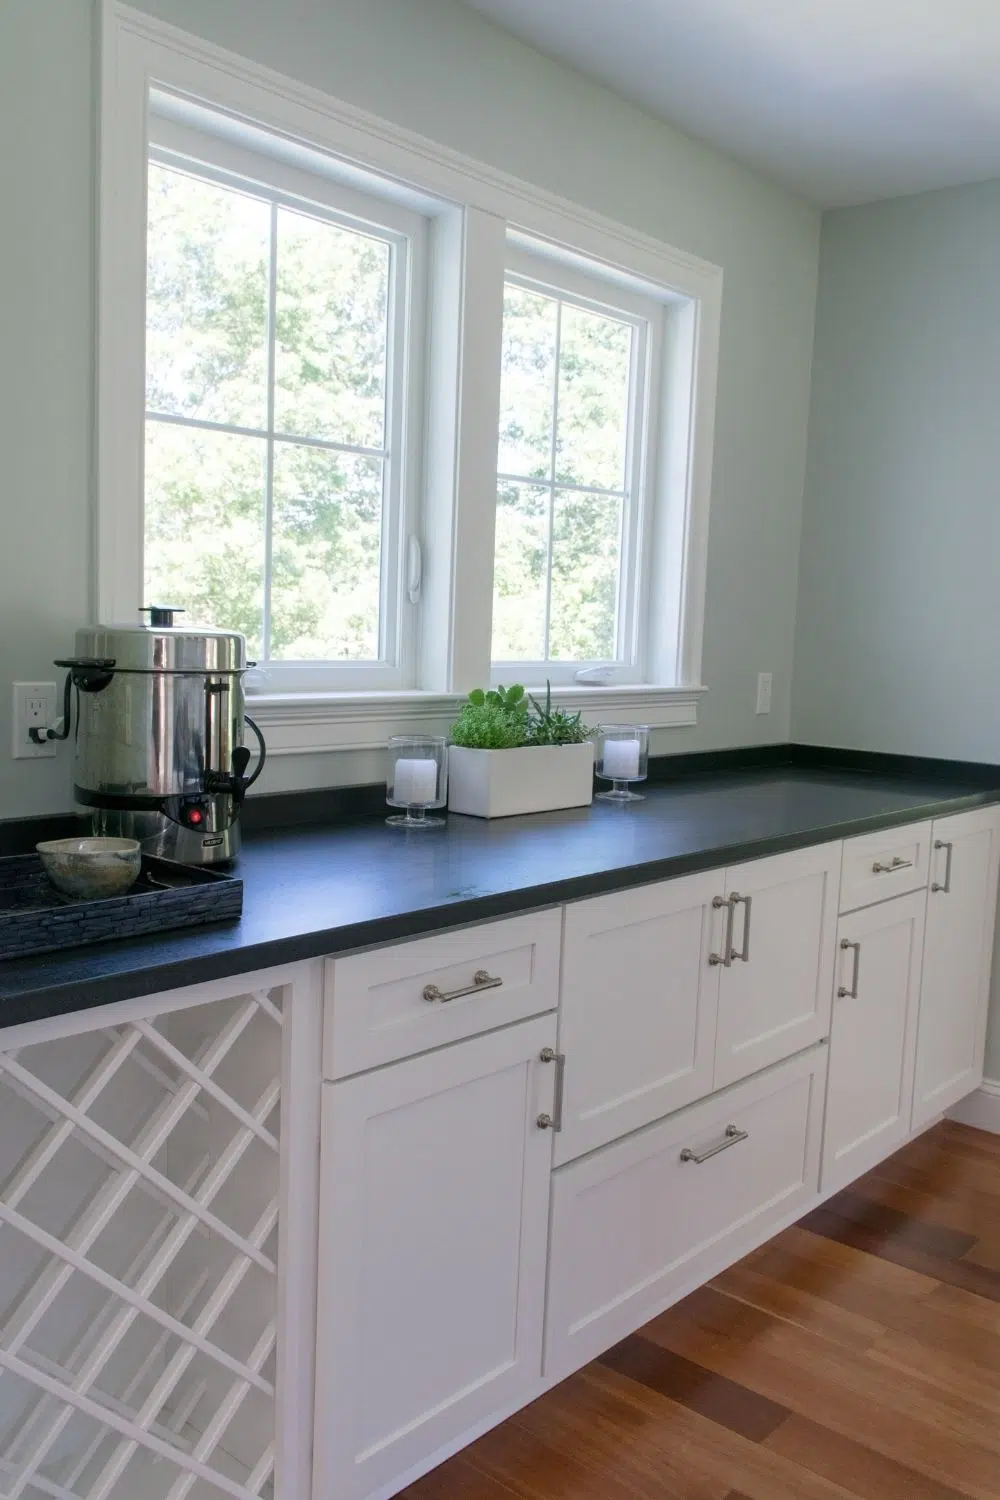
<box><xmin>574</xmin><ymin>665</ymin><xmax>616</xmax><ymax>686</ymax></box>
<box><xmin>406</xmin><ymin>535</ymin><xmax>423</xmax><ymax>604</ymax></box>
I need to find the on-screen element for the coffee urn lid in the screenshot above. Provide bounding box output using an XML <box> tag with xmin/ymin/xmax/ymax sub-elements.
<box><xmin>76</xmin><ymin>607</ymin><xmax>248</xmax><ymax>674</ymax></box>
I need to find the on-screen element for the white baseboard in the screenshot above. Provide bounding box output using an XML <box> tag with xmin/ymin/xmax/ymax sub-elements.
<box><xmin>948</xmin><ymin>1078</ymin><xmax>1000</xmax><ymax>1134</ymax></box>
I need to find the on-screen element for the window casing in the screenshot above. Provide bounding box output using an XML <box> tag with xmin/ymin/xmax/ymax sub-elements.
<box><xmin>99</xmin><ymin>6</ymin><xmax>722</xmax><ymax>750</ymax></box>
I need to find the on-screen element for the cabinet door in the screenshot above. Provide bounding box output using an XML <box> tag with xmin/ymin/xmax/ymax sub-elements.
<box><xmin>822</xmin><ymin>890</ymin><xmax>925</xmax><ymax>1193</ymax></box>
<box><xmin>912</xmin><ymin>806</ymin><xmax>1000</xmax><ymax>1128</ymax></box>
<box><xmin>555</xmin><ymin>872</ymin><xmax>722</xmax><ymax>1164</ymax></box>
<box><xmin>714</xmin><ymin>842</ymin><xmax>841</xmax><ymax>1088</ymax></box>
<box><xmin>545</xmin><ymin>1045</ymin><xmax>826</xmax><ymax>1383</ymax></box>
<box><xmin>313</xmin><ymin>1014</ymin><xmax>556</xmax><ymax>1500</ymax></box>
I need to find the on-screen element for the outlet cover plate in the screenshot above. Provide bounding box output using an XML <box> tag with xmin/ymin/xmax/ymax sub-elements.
<box><xmin>12</xmin><ymin>682</ymin><xmax>58</xmax><ymax>758</ymax></box>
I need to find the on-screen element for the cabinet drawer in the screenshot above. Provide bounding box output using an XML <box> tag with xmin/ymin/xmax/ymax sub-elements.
<box><xmin>544</xmin><ymin>1045</ymin><xmax>826</xmax><ymax>1383</ymax></box>
<box><xmin>840</xmin><ymin>821</ymin><xmax>932</xmax><ymax>912</ymax></box>
<box><xmin>324</xmin><ymin>909</ymin><xmax>561</xmax><ymax>1077</ymax></box>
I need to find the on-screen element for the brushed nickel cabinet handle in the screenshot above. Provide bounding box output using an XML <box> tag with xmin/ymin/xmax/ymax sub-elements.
<box><xmin>422</xmin><ymin>969</ymin><xmax>503</xmax><ymax>1003</ymax></box>
<box><xmin>680</xmin><ymin>1123</ymin><xmax>749</xmax><ymax>1164</ymax></box>
<box><xmin>731</xmin><ymin>893</ymin><xmax>752</xmax><ymax>963</ymax></box>
<box><xmin>539</xmin><ymin>1047</ymin><xmax>566</xmax><ymax>1132</ymax></box>
<box><xmin>838</xmin><ymin>938</ymin><xmax>861</xmax><ymax>999</ymax></box>
<box><xmin>709</xmin><ymin>894</ymin><xmax>735</xmax><ymax>967</ymax></box>
<box><xmin>932</xmin><ymin>840</ymin><xmax>954</xmax><ymax>894</ymax></box>
<box><xmin>872</xmin><ymin>856</ymin><xmax>913</xmax><ymax>874</ymax></box>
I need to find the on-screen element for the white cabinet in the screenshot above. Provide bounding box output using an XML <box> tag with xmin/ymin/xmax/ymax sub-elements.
<box><xmin>555</xmin><ymin>843</ymin><xmax>841</xmax><ymax>1162</ymax></box>
<box><xmin>714</xmin><ymin>842</ymin><xmax>841</xmax><ymax>1088</ymax></box>
<box><xmin>544</xmin><ymin>1045</ymin><xmax>826</xmax><ymax>1383</ymax></box>
<box><xmin>313</xmin><ymin>1014</ymin><xmax>557</xmax><ymax>1500</ymax></box>
<box><xmin>555</xmin><ymin>872</ymin><xmax>721</xmax><ymax>1164</ymax></box>
<box><xmin>912</xmin><ymin>806</ymin><xmax>1000</xmax><ymax>1127</ymax></box>
<box><xmin>822</xmin><ymin>890</ymin><xmax>925</xmax><ymax>1193</ymax></box>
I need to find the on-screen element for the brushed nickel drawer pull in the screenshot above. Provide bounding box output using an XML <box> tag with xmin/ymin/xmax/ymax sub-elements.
<box><xmin>539</xmin><ymin>1046</ymin><xmax>566</xmax><ymax>1132</ymax></box>
<box><xmin>838</xmin><ymin>938</ymin><xmax>861</xmax><ymax>998</ymax></box>
<box><xmin>872</xmin><ymin>856</ymin><xmax>913</xmax><ymax>874</ymax></box>
<box><xmin>680</xmin><ymin>1123</ymin><xmax>749</xmax><ymax>1164</ymax></box>
<box><xmin>709</xmin><ymin>894</ymin><xmax>735</xmax><ymax>967</ymax></box>
<box><xmin>731</xmin><ymin>893</ymin><xmax>752</xmax><ymax>963</ymax></box>
<box><xmin>422</xmin><ymin>969</ymin><xmax>503</xmax><ymax>1003</ymax></box>
<box><xmin>932</xmin><ymin>840</ymin><xmax>954</xmax><ymax>894</ymax></box>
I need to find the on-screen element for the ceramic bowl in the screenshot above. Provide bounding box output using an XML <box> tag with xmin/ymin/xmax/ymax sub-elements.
<box><xmin>36</xmin><ymin>836</ymin><xmax>142</xmax><ymax>901</ymax></box>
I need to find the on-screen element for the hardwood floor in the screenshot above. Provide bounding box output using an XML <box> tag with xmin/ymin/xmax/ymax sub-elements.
<box><xmin>400</xmin><ymin>1120</ymin><xmax>1000</xmax><ymax>1499</ymax></box>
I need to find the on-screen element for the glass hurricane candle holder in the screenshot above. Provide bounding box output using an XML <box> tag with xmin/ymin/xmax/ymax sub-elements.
<box><xmin>386</xmin><ymin>736</ymin><xmax>448</xmax><ymax>828</ymax></box>
<box><xmin>595</xmin><ymin>724</ymin><xmax>649</xmax><ymax>802</ymax></box>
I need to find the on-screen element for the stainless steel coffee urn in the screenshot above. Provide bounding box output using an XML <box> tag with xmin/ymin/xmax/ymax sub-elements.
<box><xmin>49</xmin><ymin>608</ymin><xmax>265</xmax><ymax>864</ymax></box>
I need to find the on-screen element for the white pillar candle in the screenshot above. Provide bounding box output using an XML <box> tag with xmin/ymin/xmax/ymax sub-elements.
<box><xmin>602</xmin><ymin>738</ymin><xmax>640</xmax><ymax>780</ymax></box>
<box><xmin>393</xmin><ymin>757</ymin><xmax>439</xmax><ymax>804</ymax></box>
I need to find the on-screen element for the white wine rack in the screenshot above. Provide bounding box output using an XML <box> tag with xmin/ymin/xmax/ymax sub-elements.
<box><xmin>0</xmin><ymin>965</ymin><xmax>321</xmax><ymax>1500</ymax></box>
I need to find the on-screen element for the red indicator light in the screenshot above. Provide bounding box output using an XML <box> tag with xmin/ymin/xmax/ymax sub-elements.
<box><xmin>188</xmin><ymin>808</ymin><xmax>203</xmax><ymax>826</ymax></box>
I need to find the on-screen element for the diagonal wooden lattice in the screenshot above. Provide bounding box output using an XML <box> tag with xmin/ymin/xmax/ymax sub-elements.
<box><xmin>0</xmin><ymin>988</ymin><xmax>284</xmax><ymax>1500</ymax></box>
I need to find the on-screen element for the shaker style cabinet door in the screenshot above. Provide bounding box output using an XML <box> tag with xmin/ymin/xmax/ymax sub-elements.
<box><xmin>555</xmin><ymin>872</ymin><xmax>722</xmax><ymax>1165</ymax></box>
<box><xmin>313</xmin><ymin>1014</ymin><xmax>557</xmax><ymax>1500</ymax></box>
<box><xmin>714</xmin><ymin>842</ymin><xmax>841</xmax><ymax>1089</ymax></box>
<box><xmin>822</xmin><ymin>890</ymin><xmax>925</xmax><ymax>1193</ymax></box>
<box><xmin>912</xmin><ymin>806</ymin><xmax>1000</xmax><ymax>1128</ymax></box>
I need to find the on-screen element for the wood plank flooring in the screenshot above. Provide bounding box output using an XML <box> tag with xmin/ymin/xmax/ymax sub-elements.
<box><xmin>400</xmin><ymin>1120</ymin><xmax>1000</xmax><ymax>1500</ymax></box>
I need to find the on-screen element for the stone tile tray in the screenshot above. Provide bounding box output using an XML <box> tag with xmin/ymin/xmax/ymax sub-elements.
<box><xmin>0</xmin><ymin>853</ymin><xmax>243</xmax><ymax>961</ymax></box>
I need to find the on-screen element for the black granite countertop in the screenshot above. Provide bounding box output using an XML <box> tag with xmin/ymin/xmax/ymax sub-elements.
<box><xmin>2</xmin><ymin>747</ymin><xmax>999</xmax><ymax>1029</ymax></box>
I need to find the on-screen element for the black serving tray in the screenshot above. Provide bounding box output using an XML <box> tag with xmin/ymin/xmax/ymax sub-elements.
<box><xmin>0</xmin><ymin>853</ymin><xmax>243</xmax><ymax>961</ymax></box>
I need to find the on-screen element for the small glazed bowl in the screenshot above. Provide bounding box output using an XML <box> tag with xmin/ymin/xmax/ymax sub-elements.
<box><xmin>36</xmin><ymin>836</ymin><xmax>142</xmax><ymax>901</ymax></box>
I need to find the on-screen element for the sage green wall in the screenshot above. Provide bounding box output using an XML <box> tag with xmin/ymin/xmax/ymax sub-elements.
<box><xmin>0</xmin><ymin>0</ymin><xmax>820</xmax><ymax>812</ymax></box>
<box><xmin>793</xmin><ymin>180</ymin><xmax>1000</xmax><ymax>1077</ymax></box>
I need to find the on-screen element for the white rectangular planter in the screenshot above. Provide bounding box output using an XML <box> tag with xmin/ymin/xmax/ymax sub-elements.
<box><xmin>448</xmin><ymin>743</ymin><xmax>595</xmax><ymax>819</ymax></box>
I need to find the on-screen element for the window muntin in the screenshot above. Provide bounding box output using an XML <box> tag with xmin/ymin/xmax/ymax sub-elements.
<box><xmin>143</xmin><ymin>148</ymin><xmax>419</xmax><ymax>678</ymax></box>
<box><xmin>491</xmin><ymin>265</ymin><xmax>651</xmax><ymax>680</ymax></box>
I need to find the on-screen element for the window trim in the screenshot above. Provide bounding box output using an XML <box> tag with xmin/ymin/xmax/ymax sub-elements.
<box><xmin>99</xmin><ymin>2</ymin><xmax>723</xmax><ymax>751</ymax></box>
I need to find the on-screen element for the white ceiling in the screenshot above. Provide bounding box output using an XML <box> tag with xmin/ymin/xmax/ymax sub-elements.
<box><xmin>461</xmin><ymin>0</ymin><xmax>1000</xmax><ymax>207</ymax></box>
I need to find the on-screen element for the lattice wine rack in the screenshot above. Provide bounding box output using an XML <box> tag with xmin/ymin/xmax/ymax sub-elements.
<box><xmin>0</xmin><ymin>967</ymin><xmax>321</xmax><ymax>1500</ymax></box>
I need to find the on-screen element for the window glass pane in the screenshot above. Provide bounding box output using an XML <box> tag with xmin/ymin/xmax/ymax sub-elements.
<box><xmin>144</xmin><ymin>423</ymin><xmax>266</xmax><ymax>658</ymax></box>
<box><xmin>492</xmin><ymin>482</ymin><xmax>549</xmax><ymax>661</ymax></box>
<box><xmin>145</xmin><ymin>164</ymin><xmax>270</xmax><ymax>429</ymax></box>
<box><xmin>274</xmin><ymin>207</ymin><xmax>390</xmax><ymax>450</ymax></box>
<box><xmin>497</xmin><ymin>286</ymin><xmax>557</xmax><ymax>480</ymax></box>
<box><xmin>549</xmin><ymin>490</ymin><xmax>622</xmax><ymax>661</ymax></box>
<box><xmin>555</xmin><ymin>304</ymin><xmax>632</xmax><ymax>491</ymax></box>
<box><xmin>269</xmin><ymin>443</ymin><xmax>384</xmax><ymax>660</ymax></box>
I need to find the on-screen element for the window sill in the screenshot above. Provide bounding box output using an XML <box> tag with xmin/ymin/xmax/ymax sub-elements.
<box><xmin>247</xmin><ymin>685</ymin><xmax>706</xmax><ymax>756</ymax></box>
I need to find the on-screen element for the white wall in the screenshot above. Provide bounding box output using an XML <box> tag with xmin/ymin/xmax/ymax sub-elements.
<box><xmin>793</xmin><ymin>179</ymin><xmax>1000</xmax><ymax>1075</ymax></box>
<box><xmin>0</xmin><ymin>0</ymin><xmax>820</xmax><ymax>813</ymax></box>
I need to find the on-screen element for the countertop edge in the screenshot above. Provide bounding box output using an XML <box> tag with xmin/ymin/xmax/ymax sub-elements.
<box><xmin>4</xmin><ymin>782</ymin><xmax>998</xmax><ymax>1030</ymax></box>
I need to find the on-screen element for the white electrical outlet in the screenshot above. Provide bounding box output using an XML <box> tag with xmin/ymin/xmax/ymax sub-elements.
<box><xmin>756</xmin><ymin>672</ymin><xmax>773</xmax><ymax>716</ymax></box>
<box><xmin>12</xmin><ymin>682</ymin><xmax>58</xmax><ymax>759</ymax></box>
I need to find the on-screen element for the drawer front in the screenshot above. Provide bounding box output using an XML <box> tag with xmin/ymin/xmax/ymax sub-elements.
<box><xmin>840</xmin><ymin>821</ymin><xmax>932</xmax><ymax>912</ymax></box>
<box><xmin>324</xmin><ymin>909</ymin><xmax>561</xmax><ymax>1077</ymax></box>
<box><xmin>544</xmin><ymin>1045</ymin><xmax>826</xmax><ymax>1383</ymax></box>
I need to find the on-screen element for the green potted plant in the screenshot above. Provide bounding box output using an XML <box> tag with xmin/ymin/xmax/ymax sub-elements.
<box><xmin>448</xmin><ymin>684</ymin><xmax>595</xmax><ymax>818</ymax></box>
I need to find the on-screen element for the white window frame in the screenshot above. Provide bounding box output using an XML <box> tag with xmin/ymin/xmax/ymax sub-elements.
<box><xmin>492</xmin><ymin>249</ymin><xmax>663</xmax><ymax>687</ymax></box>
<box><xmin>99</xmin><ymin>2</ymin><xmax>722</xmax><ymax>754</ymax></box>
<box><xmin>146</xmin><ymin>111</ymin><xmax>427</xmax><ymax>693</ymax></box>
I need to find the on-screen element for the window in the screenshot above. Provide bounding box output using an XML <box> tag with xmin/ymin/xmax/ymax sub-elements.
<box><xmin>492</xmin><ymin>255</ymin><xmax>656</xmax><ymax>683</ymax></box>
<box><xmin>100</xmin><ymin>8</ymin><xmax>721</xmax><ymax>748</ymax></box>
<box><xmin>142</xmin><ymin>124</ymin><xmax>425</xmax><ymax>691</ymax></box>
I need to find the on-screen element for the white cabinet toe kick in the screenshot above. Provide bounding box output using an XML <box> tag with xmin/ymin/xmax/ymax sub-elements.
<box><xmin>2</xmin><ymin>806</ymin><xmax>996</xmax><ymax>1500</ymax></box>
